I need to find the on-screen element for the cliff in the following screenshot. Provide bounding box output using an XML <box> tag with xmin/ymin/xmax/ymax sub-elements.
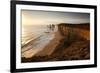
<box><xmin>58</xmin><ymin>23</ymin><xmax>90</xmax><ymax>40</ymax></box>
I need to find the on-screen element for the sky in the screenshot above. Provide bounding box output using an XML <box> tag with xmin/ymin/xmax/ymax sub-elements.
<box><xmin>21</xmin><ymin>10</ymin><xmax>90</xmax><ymax>25</ymax></box>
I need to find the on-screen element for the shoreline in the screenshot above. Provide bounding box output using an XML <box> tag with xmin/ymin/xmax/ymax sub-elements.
<box><xmin>22</xmin><ymin>23</ymin><xmax>90</xmax><ymax>62</ymax></box>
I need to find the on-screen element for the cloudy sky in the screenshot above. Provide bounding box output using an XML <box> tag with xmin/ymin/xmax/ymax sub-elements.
<box><xmin>22</xmin><ymin>10</ymin><xmax>90</xmax><ymax>25</ymax></box>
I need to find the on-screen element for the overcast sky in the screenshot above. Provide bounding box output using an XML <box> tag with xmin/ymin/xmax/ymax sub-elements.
<box><xmin>22</xmin><ymin>10</ymin><xmax>90</xmax><ymax>25</ymax></box>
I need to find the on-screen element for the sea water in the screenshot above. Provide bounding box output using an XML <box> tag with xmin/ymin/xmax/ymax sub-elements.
<box><xmin>22</xmin><ymin>24</ymin><xmax>57</xmax><ymax>58</ymax></box>
<box><xmin>22</xmin><ymin>25</ymin><xmax>49</xmax><ymax>46</ymax></box>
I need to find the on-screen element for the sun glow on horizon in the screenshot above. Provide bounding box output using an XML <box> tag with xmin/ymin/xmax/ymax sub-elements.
<box><xmin>22</xmin><ymin>10</ymin><xmax>90</xmax><ymax>26</ymax></box>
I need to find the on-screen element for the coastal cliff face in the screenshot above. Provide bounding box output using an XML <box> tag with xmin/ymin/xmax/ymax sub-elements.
<box><xmin>22</xmin><ymin>23</ymin><xmax>90</xmax><ymax>62</ymax></box>
<box><xmin>58</xmin><ymin>23</ymin><xmax>90</xmax><ymax>40</ymax></box>
<box><xmin>50</xmin><ymin>23</ymin><xmax>90</xmax><ymax>59</ymax></box>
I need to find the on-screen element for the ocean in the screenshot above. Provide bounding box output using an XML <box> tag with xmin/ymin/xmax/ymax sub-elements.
<box><xmin>22</xmin><ymin>25</ymin><xmax>49</xmax><ymax>46</ymax></box>
<box><xmin>21</xmin><ymin>24</ymin><xmax>57</xmax><ymax>58</ymax></box>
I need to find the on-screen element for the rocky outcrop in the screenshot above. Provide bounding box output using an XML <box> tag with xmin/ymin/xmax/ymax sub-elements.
<box><xmin>58</xmin><ymin>23</ymin><xmax>90</xmax><ymax>40</ymax></box>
